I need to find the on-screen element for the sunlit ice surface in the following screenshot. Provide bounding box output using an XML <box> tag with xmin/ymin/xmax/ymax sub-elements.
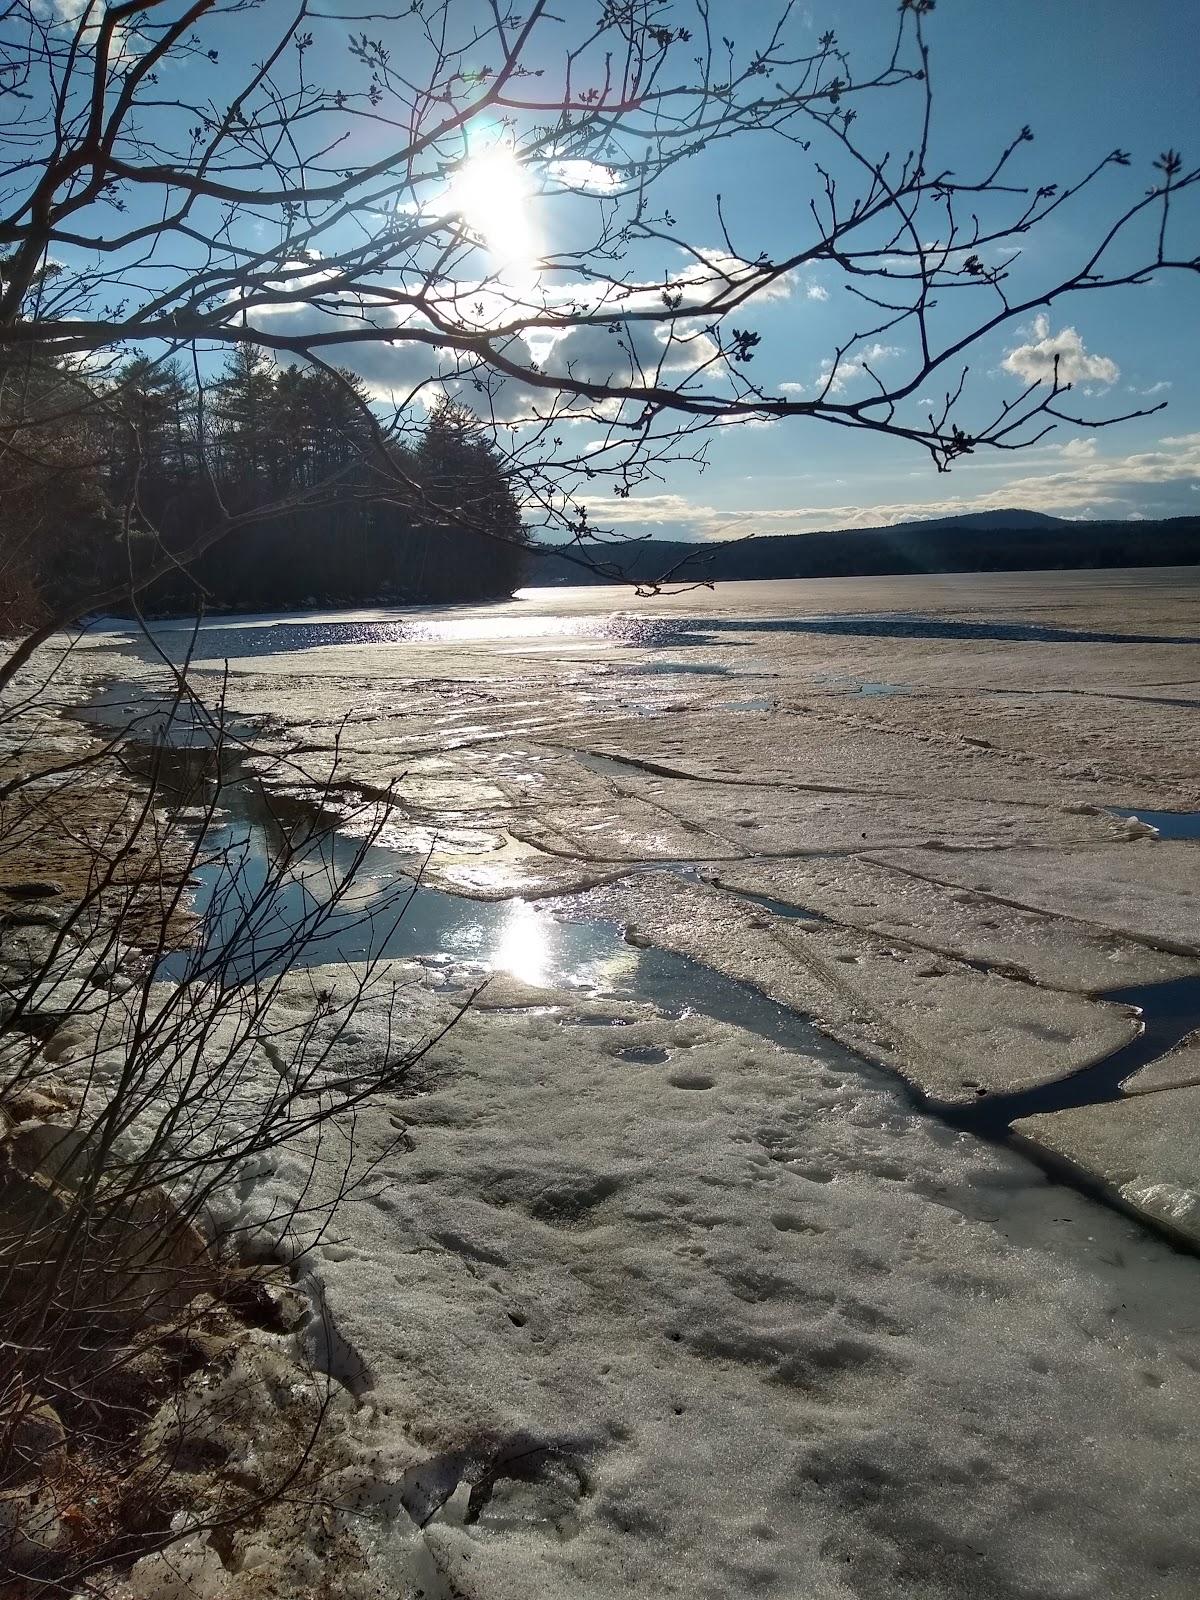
<box><xmin>106</xmin><ymin>608</ymin><xmax>726</xmax><ymax>663</ymax></box>
<box><xmin>156</xmin><ymin>788</ymin><xmax>847</xmax><ymax>1061</ymax></box>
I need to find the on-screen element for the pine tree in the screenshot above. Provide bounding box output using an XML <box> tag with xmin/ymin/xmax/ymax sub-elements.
<box><xmin>212</xmin><ymin>345</ymin><xmax>274</xmax><ymax>484</ymax></box>
<box><xmin>108</xmin><ymin>357</ymin><xmax>196</xmax><ymax>497</ymax></box>
<box><xmin>412</xmin><ymin>399</ymin><xmax>527</xmax><ymax>599</ymax></box>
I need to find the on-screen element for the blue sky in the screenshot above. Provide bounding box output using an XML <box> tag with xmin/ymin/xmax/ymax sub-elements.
<box><xmin>32</xmin><ymin>0</ymin><xmax>1200</xmax><ymax>539</ymax></box>
<box><xmin>569</xmin><ymin>1</ymin><xmax>1200</xmax><ymax>539</ymax></box>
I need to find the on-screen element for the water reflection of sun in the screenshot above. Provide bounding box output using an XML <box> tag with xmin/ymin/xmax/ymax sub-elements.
<box><xmin>491</xmin><ymin>898</ymin><xmax>553</xmax><ymax>987</ymax></box>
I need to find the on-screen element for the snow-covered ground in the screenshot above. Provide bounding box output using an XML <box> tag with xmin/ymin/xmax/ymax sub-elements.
<box><xmin>103</xmin><ymin>962</ymin><xmax>1200</xmax><ymax>1598</ymax></box>
<box><xmin>57</xmin><ymin>567</ymin><xmax>1200</xmax><ymax>1594</ymax></box>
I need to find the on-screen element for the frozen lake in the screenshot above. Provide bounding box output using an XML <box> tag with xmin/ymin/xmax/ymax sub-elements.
<box><xmin>76</xmin><ymin>566</ymin><xmax>1200</xmax><ymax>1598</ymax></box>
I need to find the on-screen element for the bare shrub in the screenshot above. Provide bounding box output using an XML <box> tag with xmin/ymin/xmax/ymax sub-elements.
<box><xmin>0</xmin><ymin>662</ymin><xmax>457</xmax><ymax>1590</ymax></box>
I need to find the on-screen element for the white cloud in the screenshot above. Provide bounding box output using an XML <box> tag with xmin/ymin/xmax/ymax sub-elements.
<box><xmin>1129</xmin><ymin>380</ymin><xmax>1172</xmax><ymax>397</ymax></box>
<box><xmin>545</xmin><ymin>160</ymin><xmax>621</xmax><ymax>193</ymax></box>
<box><xmin>542</xmin><ymin>319</ymin><xmax>718</xmax><ymax>385</ymax></box>
<box><xmin>818</xmin><ymin>342</ymin><xmax>901</xmax><ymax>396</ymax></box>
<box><xmin>244</xmin><ymin>295</ymin><xmax>550</xmax><ymax>418</ymax></box>
<box><xmin>665</xmin><ymin>249</ymin><xmax>797</xmax><ymax>308</ymax></box>
<box><xmin>1057</xmin><ymin>437</ymin><xmax>1098</xmax><ymax>461</ymax></box>
<box><xmin>37</xmin><ymin>0</ymin><xmax>97</xmax><ymax>20</ymax></box>
<box><xmin>805</xmin><ymin>283</ymin><xmax>830</xmax><ymax>302</ymax></box>
<box><xmin>246</xmin><ymin>239</ymin><xmax>792</xmax><ymax>411</ymax></box>
<box><xmin>37</xmin><ymin>0</ymin><xmax>142</xmax><ymax>59</ymax></box>
<box><xmin>1001</xmin><ymin>314</ymin><xmax>1119</xmax><ymax>388</ymax></box>
<box><xmin>581</xmin><ymin>493</ymin><xmax>722</xmax><ymax>527</ymax></box>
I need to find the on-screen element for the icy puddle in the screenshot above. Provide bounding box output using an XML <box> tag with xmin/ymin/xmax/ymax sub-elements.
<box><xmin>151</xmin><ymin>761</ymin><xmax>864</xmax><ymax>1073</ymax></box>
<box><xmin>623</xmin><ymin>659</ymin><xmax>759</xmax><ymax>678</ymax></box>
<box><xmin>1107</xmin><ymin>806</ymin><xmax>1200</xmax><ymax>840</ymax></box>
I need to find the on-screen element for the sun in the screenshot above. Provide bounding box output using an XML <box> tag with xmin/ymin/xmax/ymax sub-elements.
<box><xmin>446</xmin><ymin>146</ymin><xmax>538</xmax><ymax>274</ymax></box>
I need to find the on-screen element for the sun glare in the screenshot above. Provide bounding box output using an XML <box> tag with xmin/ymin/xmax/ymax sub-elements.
<box><xmin>492</xmin><ymin>899</ymin><xmax>553</xmax><ymax>987</ymax></box>
<box><xmin>446</xmin><ymin>147</ymin><xmax>538</xmax><ymax>275</ymax></box>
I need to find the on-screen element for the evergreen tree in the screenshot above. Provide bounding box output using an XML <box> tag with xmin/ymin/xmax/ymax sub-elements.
<box><xmin>410</xmin><ymin>399</ymin><xmax>528</xmax><ymax>599</ymax></box>
<box><xmin>108</xmin><ymin>357</ymin><xmax>196</xmax><ymax>498</ymax></box>
<box><xmin>212</xmin><ymin>345</ymin><xmax>274</xmax><ymax>484</ymax></box>
<box><xmin>4</xmin><ymin>346</ymin><xmax>532</xmax><ymax>615</ymax></box>
<box><xmin>0</xmin><ymin>262</ymin><xmax>107</xmax><ymax>624</ymax></box>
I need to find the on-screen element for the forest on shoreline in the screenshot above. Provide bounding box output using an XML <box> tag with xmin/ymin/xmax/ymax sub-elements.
<box><xmin>1</xmin><ymin>345</ymin><xmax>529</xmax><ymax>629</ymax></box>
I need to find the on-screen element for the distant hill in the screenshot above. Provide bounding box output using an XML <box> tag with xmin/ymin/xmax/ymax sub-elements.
<box><xmin>867</xmin><ymin>508</ymin><xmax>1070</xmax><ymax>535</ymax></box>
<box><xmin>524</xmin><ymin>513</ymin><xmax>1199</xmax><ymax>587</ymax></box>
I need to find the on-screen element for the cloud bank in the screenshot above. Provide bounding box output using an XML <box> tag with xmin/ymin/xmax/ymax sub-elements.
<box><xmin>579</xmin><ymin>432</ymin><xmax>1200</xmax><ymax>540</ymax></box>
